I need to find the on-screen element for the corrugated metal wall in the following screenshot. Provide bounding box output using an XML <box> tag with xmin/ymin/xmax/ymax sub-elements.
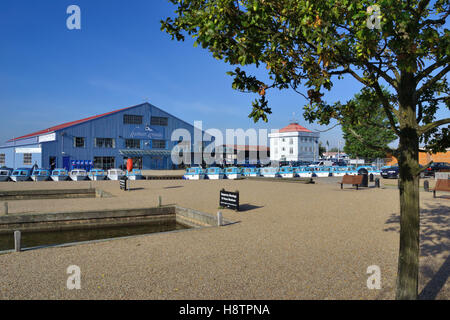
<box><xmin>1</xmin><ymin>103</ymin><xmax>198</xmax><ymax>170</ymax></box>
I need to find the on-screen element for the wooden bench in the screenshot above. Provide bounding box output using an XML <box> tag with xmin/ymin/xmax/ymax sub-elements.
<box><xmin>433</xmin><ymin>179</ymin><xmax>450</xmax><ymax>198</ymax></box>
<box><xmin>340</xmin><ymin>175</ymin><xmax>363</xmax><ymax>190</ymax></box>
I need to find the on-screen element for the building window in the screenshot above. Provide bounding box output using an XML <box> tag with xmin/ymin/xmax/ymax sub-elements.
<box><xmin>95</xmin><ymin>138</ymin><xmax>115</xmax><ymax>148</ymax></box>
<box><xmin>23</xmin><ymin>153</ymin><xmax>32</xmax><ymax>165</ymax></box>
<box><xmin>150</xmin><ymin>116</ymin><xmax>168</xmax><ymax>126</ymax></box>
<box><xmin>274</xmin><ymin>139</ymin><xmax>278</xmax><ymax>145</ymax></box>
<box><xmin>282</xmin><ymin>138</ymin><xmax>285</xmax><ymax>142</ymax></box>
<box><xmin>93</xmin><ymin>157</ymin><xmax>115</xmax><ymax>170</ymax></box>
<box><xmin>123</xmin><ymin>114</ymin><xmax>143</xmax><ymax>125</ymax></box>
<box><xmin>125</xmin><ymin>139</ymin><xmax>141</xmax><ymax>149</ymax></box>
<box><xmin>0</xmin><ymin>154</ymin><xmax>5</xmax><ymax>165</ymax></box>
<box><xmin>152</xmin><ymin>140</ymin><xmax>166</xmax><ymax>149</ymax></box>
<box><xmin>74</xmin><ymin>137</ymin><xmax>85</xmax><ymax>148</ymax></box>
<box><xmin>290</xmin><ymin>147</ymin><xmax>293</xmax><ymax>154</ymax></box>
<box><xmin>289</xmin><ymin>138</ymin><xmax>293</xmax><ymax>144</ymax></box>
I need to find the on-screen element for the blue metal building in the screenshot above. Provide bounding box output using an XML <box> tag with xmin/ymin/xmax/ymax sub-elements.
<box><xmin>0</xmin><ymin>103</ymin><xmax>200</xmax><ymax>171</ymax></box>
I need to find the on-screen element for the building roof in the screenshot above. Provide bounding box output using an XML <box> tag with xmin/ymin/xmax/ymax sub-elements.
<box><xmin>279</xmin><ymin>122</ymin><xmax>312</xmax><ymax>133</ymax></box>
<box><xmin>7</xmin><ymin>104</ymin><xmax>139</xmax><ymax>142</ymax></box>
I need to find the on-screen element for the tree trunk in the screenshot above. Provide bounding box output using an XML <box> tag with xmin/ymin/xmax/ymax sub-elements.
<box><xmin>396</xmin><ymin>74</ymin><xmax>420</xmax><ymax>300</ymax></box>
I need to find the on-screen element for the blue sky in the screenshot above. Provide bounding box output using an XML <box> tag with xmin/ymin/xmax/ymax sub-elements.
<box><xmin>0</xmin><ymin>1</ymin><xmax>447</xmax><ymax>148</ymax></box>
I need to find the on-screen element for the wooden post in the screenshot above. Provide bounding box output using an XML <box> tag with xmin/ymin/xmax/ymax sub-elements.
<box><xmin>14</xmin><ymin>231</ymin><xmax>21</xmax><ymax>252</ymax></box>
<box><xmin>217</xmin><ymin>211</ymin><xmax>223</xmax><ymax>226</ymax></box>
<box><xmin>158</xmin><ymin>196</ymin><xmax>162</xmax><ymax>207</ymax></box>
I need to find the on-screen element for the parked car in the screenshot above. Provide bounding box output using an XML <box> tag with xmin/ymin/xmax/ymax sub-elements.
<box><xmin>381</xmin><ymin>166</ymin><xmax>399</xmax><ymax>179</ymax></box>
<box><xmin>423</xmin><ymin>162</ymin><xmax>450</xmax><ymax>177</ymax></box>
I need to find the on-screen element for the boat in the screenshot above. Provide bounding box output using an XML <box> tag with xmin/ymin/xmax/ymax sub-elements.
<box><xmin>242</xmin><ymin>167</ymin><xmax>260</xmax><ymax>177</ymax></box>
<box><xmin>51</xmin><ymin>169</ymin><xmax>69</xmax><ymax>181</ymax></box>
<box><xmin>260</xmin><ymin>167</ymin><xmax>280</xmax><ymax>178</ymax></box>
<box><xmin>0</xmin><ymin>168</ymin><xmax>13</xmax><ymax>182</ymax></box>
<box><xmin>205</xmin><ymin>167</ymin><xmax>224</xmax><ymax>180</ymax></box>
<box><xmin>183</xmin><ymin>167</ymin><xmax>205</xmax><ymax>180</ymax></box>
<box><xmin>107</xmin><ymin>168</ymin><xmax>125</xmax><ymax>181</ymax></box>
<box><xmin>31</xmin><ymin>169</ymin><xmax>51</xmax><ymax>181</ymax></box>
<box><xmin>10</xmin><ymin>168</ymin><xmax>32</xmax><ymax>182</ymax></box>
<box><xmin>126</xmin><ymin>169</ymin><xmax>144</xmax><ymax>180</ymax></box>
<box><xmin>312</xmin><ymin>166</ymin><xmax>332</xmax><ymax>177</ymax></box>
<box><xmin>346</xmin><ymin>166</ymin><xmax>359</xmax><ymax>175</ymax></box>
<box><xmin>330</xmin><ymin>166</ymin><xmax>349</xmax><ymax>177</ymax></box>
<box><xmin>88</xmin><ymin>168</ymin><xmax>107</xmax><ymax>181</ymax></box>
<box><xmin>279</xmin><ymin>166</ymin><xmax>295</xmax><ymax>178</ymax></box>
<box><xmin>69</xmin><ymin>169</ymin><xmax>87</xmax><ymax>181</ymax></box>
<box><xmin>294</xmin><ymin>166</ymin><xmax>313</xmax><ymax>178</ymax></box>
<box><xmin>224</xmin><ymin>167</ymin><xmax>242</xmax><ymax>180</ymax></box>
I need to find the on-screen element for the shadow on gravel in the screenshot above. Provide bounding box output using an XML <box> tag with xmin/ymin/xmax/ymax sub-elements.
<box><xmin>238</xmin><ymin>204</ymin><xmax>264</xmax><ymax>212</ymax></box>
<box><xmin>383</xmin><ymin>203</ymin><xmax>450</xmax><ymax>299</ymax></box>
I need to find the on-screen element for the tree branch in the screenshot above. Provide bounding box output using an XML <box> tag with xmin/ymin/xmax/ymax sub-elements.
<box><xmin>419</xmin><ymin>118</ymin><xmax>450</xmax><ymax>135</ymax></box>
<box><xmin>347</xmin><ymin>127</ymin><xmax>397</xmax><ymax>156</ymax></box>
<box><xmin>416</xmin><ymin>64</ymin><xmax>450</xmax><ymax>99</ymax></box>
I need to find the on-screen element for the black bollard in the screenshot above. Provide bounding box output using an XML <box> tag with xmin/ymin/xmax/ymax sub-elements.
<box><xmin>375</xmin><ymin>178</ymin><xmax>380</xmax><ymax>188</ymax></box>
<box><xmin>423</xmin><ymin>180</ymin><xmax>429</xmax><ymax>192</ymax></box>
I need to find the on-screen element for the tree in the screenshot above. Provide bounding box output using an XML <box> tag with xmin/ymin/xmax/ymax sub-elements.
<box><xmin>318</xmin><ymin>141</ymin><xmax>326</xmax><ymax>156</ymax></box>
<box><xmin>342</xmin><ymin>87</ymin><xmax>397</xmax><ymax>159</ymax></box>
<box><xmin>162</xmin><ymin>0</ymin><xmax>450</xmax><ymax>299</ymax></box>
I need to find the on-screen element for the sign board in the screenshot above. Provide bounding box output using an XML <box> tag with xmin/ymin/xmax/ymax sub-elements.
<box><xmin>129</xmin><ymin>126</ymin><xmax>164</xmax><ymax>140</ymax></box>
<box><xmin>219</xmin><ymin>189</ymin><xmax>239</xmax><ymax>211</ymax></box>
<box><xmin>119</xmin><ymin>178</ymin><xmax>128</xmax><ymax>191</ymax></box>
<box><xmin>15</xmin><ymin>147</ymin><xmax>42</xmax><ymax>154</ymax></box>
<box><xmin>38</xmin><ymin>133</ymin><xmax>56</xmax><ymax>143</ymax></box>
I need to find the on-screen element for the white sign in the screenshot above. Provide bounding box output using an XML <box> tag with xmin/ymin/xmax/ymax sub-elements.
<box><xmin>38</xmin><ymin>133</ymin><xmax>56</xmax><ymax>143</ymax></box>
<box><xmin>15</xmin><ymin>148</ymin><xmax>42</xmax><ymax>154</ymax></box>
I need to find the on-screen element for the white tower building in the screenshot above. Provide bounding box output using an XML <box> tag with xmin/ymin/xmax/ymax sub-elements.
<box><xmin>269</xmin><ymin>122</ymin><xmax>320</xmax><ymax>162</ymax></box>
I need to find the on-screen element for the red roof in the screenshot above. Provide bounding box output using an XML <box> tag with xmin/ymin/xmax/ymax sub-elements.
<box><xmin>279</xmin><ymin>122</ymin><xmax>312</xmax><ymax>133</ymax></box>
<box><xmin>8</xmin><ymin>105</ymin><xmax>138</xmax><ymax>142</ymax></box>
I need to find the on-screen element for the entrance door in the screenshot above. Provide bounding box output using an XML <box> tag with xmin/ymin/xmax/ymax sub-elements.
<box><xmin>49</xmin><ymin>157</ymin><xmax>56</xmax><ymax>171</ymax></box>
<box><xmin>62</xmin><ymin>156</ymin><xmax>71</xmax><ymax>171</ymax></box>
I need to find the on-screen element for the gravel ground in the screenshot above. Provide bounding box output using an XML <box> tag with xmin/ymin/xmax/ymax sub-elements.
<box><xmin>0</xmin><ymin>177</ymin><xmax>448</xmax><ymax>300</ymax></box>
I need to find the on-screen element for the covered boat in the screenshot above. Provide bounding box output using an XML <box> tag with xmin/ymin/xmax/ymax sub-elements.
<box><xmin>0</xmin><ymin>168</ymin><xmax>13</xmax><ymax>182</ymax></box>
<box><xmin>69</xmin><ymin>169</ymin><xmax>88</xmax><ymax>181</ymax></box>
<box><xmin>126</xmin><ymin>169</ymin><xmax>144</xmax><ymax>180</ymax></box>
<box><xmin>330</xmin><ymin>166</ymin><xmax>349</xmax><ymax>177</ymax></box>
<box><xmin>260</xmin><ymin>167</ymin><xmax>280</xmax><ymax>178</ymax></box>
<box><xmin>312</xmin><ymin>166</ymin><xmax>332</xmax><ymax>177</ymax></box>
<box><xmin>31</xmin><ymin>169</ymin><xmax>51</xmax><ymax>181</ymax></box>
<box><xmin>205</xmin><ymin>167</ymin><xmax>224</xmax><ymax>180</ymax></box>
<box><xmin>280</xmin><ymin>166</ymin><xmax>295</xmax><ymax>178</ymax></box>
<box><xmin>224</xmin><ymin>167</ymin><xmax>242</xmax><ymax>180</ymax></box>
<box><xmin>184</xmin><ymin>167</ymin><xmax>205</xmax><ymax>180</ymax></box>
<box><xmin>10</xmin><ymin>168</ymin><xmax>32</xmax><ymax>182</ymax></box>
<box><xmin>294</xmin><ymin>166</ymin><xmax>313</xmax><ymax>178</ymax></box>
<box><xmin>107</xmin><ymin>168</ymin><xmax>125</xmax><ymax>181</ymax></box>
<box><xmin>88</xmin><ymin>168</ymin><xmax>107</xmax><ymax>181</ymax></box>
<box><xmin>242</xmin><ymin>167</ymin><xmax>260</xmax><ymax>177</ymax></box>
<box><xmin>51</xmin><ymin>169</ymin><xmax>69</xmax><ymax>181</ymax></box>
